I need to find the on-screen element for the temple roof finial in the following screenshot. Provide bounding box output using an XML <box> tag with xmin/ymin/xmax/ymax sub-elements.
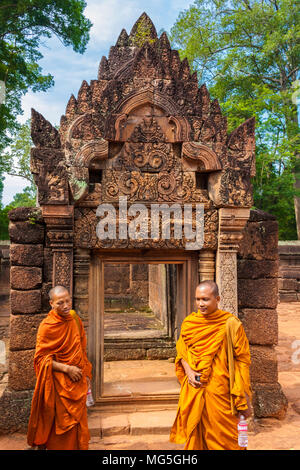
<box><xmin>129</xmin><ymin>12</ymin><xmax>157</xmax><ymax>46</ymax></box>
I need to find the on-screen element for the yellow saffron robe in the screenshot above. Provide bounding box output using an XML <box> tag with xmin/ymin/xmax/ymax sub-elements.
<box><xmin>169</xmin><ymin>309</ymin><xmax>252</xmax><ymax>450</ymax></box>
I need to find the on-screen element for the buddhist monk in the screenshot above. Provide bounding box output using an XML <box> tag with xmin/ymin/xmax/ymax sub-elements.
<box><xmin>170</xmin><ymin>280</ymin><xmax>252</xmax><ymax>450</ymax></box>
<box><xmin>27</xmin><ymin>285</ymin><xmax>92</xmax><ymax>450</ymax></box>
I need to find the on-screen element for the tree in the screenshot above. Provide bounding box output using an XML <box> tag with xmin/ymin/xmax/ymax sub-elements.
<box><xmin>0</xmin><ymin>0</ymin><xmax>92</xmax><ymax>155</ymax></box>
<box><xmin>170</xmin><ymin>0</ymin><xmax>300</xmax><ymax>239</ymax></box>
<box><xmin>0</xmin><ymin>117</ymin><xmax>37</xmax><ymax>238</ymax></box>
<box><xmin>1</xmin><ymin>118</ymin><xmax>36</xmax><ymax>188</ymax></box>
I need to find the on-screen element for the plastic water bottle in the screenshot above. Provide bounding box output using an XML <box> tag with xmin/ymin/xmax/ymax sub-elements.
<box><xmin>237</xmin><ymin>415</ymin><xmax>248</xmax><ymax>447</ymax></box>
<box><xmin>86</xmin><ymin>383</ymin><xmax>95</xmax><ymax>407</ymax></box>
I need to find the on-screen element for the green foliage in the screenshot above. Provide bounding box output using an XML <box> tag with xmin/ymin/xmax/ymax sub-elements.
<box><xmin>0</xmin><ymin>0</ymin><xmax>92</xmax><ymax>154</ymax></box>
<box><xmin>0</xmin><ymin>185</ymin><xmax>36</xmax><ymax>239</ymax></box>
<box><xmin>131</xmin><ymin>15</ymin><xmax>157</xmax><ymax>47</ymax></box>
<box><xmin>1</xmin><ymin>118</ymin><xmax>35</xmax><ymax>185</ymax></box>
<box><xmin>170</xmin><ymin>0</ymin><xmax>300</xmax><ymax>239</ymax></box>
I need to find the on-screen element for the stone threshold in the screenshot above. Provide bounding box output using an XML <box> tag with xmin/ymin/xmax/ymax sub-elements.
<box><xmin>88</xmin><ymin>408</ymin><xmax>178</xmax><ymax>438</ymax></box>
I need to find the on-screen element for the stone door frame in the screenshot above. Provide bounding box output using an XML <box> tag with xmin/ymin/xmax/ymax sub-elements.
<box><xmin>88</xmin><ymin>249</ymin><xmax>198</xmax><ymax>405</ymax></box>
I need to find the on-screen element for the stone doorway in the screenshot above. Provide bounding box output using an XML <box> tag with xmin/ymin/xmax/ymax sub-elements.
<box><xmin>88</xmin><ymin>250</ymin><xmax>198</xmax><ymax>407</ymax></box>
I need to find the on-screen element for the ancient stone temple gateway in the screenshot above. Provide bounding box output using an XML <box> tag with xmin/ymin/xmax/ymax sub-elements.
<box><xmin>1</xmin><ymin>14</ymin><xmax>287</xmax><ymax>432</ymax></box>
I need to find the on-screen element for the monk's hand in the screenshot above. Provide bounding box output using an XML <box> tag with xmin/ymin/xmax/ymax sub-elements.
<box><xmin>66</xmin><ymin>365</ymin><xmax>82</xmax><ymax>382</ymax></box>
<box><xmin>238</xmin><ymin>408</ymin><xmax>251</xmax><ymax>419</ymax></box>
<box><xmin>181</xmin><ymin>359</ymin><xmax>202</xmax><ymax>388</ymax></box>
<box><xmin>238</xmin><ymin>394</ymin><xmax>252</xmax><ymax>419</ymax></box>
<box><xmin>187</xmin><ymin>370</ymin><xmax>202</xmax><ymax>388</ymax></box>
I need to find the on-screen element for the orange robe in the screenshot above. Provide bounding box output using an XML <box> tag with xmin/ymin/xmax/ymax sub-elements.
<box><xmin>27</xmin><ymin>309</ymin><xmax>92</xmax><ymax>450</ymax></box>
<box><xmin>169</xmin><ymin>309</ymin><xmax>252</xmax><ymax>450</ymax></box>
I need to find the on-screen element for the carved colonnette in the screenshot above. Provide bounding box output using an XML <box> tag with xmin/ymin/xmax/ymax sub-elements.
<box><xmin>216</xmin><ymin>208</ymin><xmax>250</xmax><ymax>315</ymax></box>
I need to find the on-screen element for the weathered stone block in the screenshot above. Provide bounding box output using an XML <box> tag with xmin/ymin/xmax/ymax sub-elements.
<box><xmin>237</xmin><ymin>259</ymin><xmax>278</xmax><ymax>279</ymax></box>
<box><xmin>252</xmin><ymin>382</ymin><xmax>288</xmax><ymax>419</ymax></box>
<box><xmin>41</xmin><ymin>282</ymin><xmax>52</xmax><ymax>312</ymax></box>
<box><xmin>146</xmin><ymin>347</ymin><xmax>177</xmax><ymax>360</ymax></box>
<box><xmin>10</xmin><ymin>289</ymin><xmax>42</xmax><ymax>314</ymax></box>
<box><xmin>131</xmin><ymin>264</ymin><xmax>148</xmax><ymax>281</ymax></box>
<box><xmin>10</xmin><ymin>244</ymin><xmax>43</xmax><ymax>267</ymax></box>
<box><xmin>75</xmin><ymin>298</ymin><xmax>88</xmax><ymax>319</ymax></box>
<box><xmin>249</xmin><ymin>345</ymin><xmax>278</xmax><ymax>384</ymax></box>
<box><xmin>8</xmin><ymin>207</ymin><xmax>43</xmax><ymax>223</ymax></box>
<box><xmin>104</xmin><ymin>264</ymin><xmax>130</xmax><ymax>294</ymax></box>
<box><xmin>238</xmin><ymin>279</ymin><xmax>278</xmax><ymax>309</ymax></box>
<box><xmin>43</xmin><ymin>248</ymin><xmax>53</xmax><ymax>282</ymax></box>
<box><xmin>9</xmin><ymin>221</ymin><xmax>44</xmax><ymax>244</ymax></box>
<box><xmin>279</xmin><ymin>267</ymin><xmax>300</xmax><ymax>279</ymax></box>
<box><xmin>10</xmin><ymin>266</ymin><xmax>42</xmax><ymax>290</ymax></box>
<box><xmin>279</xmin><ymin>292</ymin><xmax>298</xmax><ymax>302</ymax></box>
<box><xmin>248</xmin><ymin>209</ymin><xmax>276</xmax><ymax>222</ymax></box>
<box><xmin>74</xmin><ymin>276</ymin><xmax>89</xmax><ymax>296</ymax></box>
<box><xmin>238</xmin><ymin>220</ymin><xmax>278</xmax><ymax>261</ymax></box>
<box><xmin>104</xmin><ymin>348</ymin><xmax>146</xmax><ymax>361</ymax></box>
<box><xmin>0</xmin><ymin>389</ymin><xmax>34</xmax><ymax>433</ymax></box>
<box><xmin>238</xmin><ymin>309</ymin><xmax>278</xmax><ymax>345</ymax></box>
<box><xmin>9</xmin><ymin>313</ymin><xmax>46</xmax><ymax>350</ymax></box>
<box><xmin>8</xmin><ymin>349</ymin><xmax>36</xmax><ymax>391</ymax></box>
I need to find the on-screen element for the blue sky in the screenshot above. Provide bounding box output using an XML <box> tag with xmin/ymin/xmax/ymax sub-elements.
<box><xmin>2</xmin><ymin>0</ymin><xmax>193</xmax><ymax>205</ymax></box>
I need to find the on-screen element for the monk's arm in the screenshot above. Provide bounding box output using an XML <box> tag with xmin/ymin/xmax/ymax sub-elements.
<box><xmin>52</xmin><ymin>360</ymin><xmax>82</xmax><ymax>381</ymax></box>
<box><xmin>234</xmin><ymin>325</ymin><xmax>253</xmax><ymax>418</ymax></box>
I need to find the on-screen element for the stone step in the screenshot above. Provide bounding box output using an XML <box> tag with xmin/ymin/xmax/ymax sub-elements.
<box><xmin>88</xmin><ymin>409</ymin><xmax>177</xmax><ymax>438</ymax></box>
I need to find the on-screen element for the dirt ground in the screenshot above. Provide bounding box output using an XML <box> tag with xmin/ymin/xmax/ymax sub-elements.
<box><xmin>0</xmin><ymin>302</ymin><xmax>300</xmax><ymax>451</ymax></box>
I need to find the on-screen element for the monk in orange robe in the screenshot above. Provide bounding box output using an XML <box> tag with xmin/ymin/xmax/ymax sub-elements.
<box><xmin>27</xmin><ymin>286</ymin><xmax>92</xmax><ymax>450</ymax></box>
<box><xmin>170</xmin><ymin>280</ymin><xmax>252</xmax><ymax>450</ymax></box>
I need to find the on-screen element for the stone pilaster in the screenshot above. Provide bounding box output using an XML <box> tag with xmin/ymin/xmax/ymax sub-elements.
<box><xmin>42</xmin><ymin>205</ymin><xmax>74</xmax><ymax>298</ymax></box>
<box><xmin>73</xmin><ymin>248</ymin><xmax>90</xmax><ymax>326</ymax></box>
<box><xmin>216</xmin><ymin>208</ymin><xmax>250</xmax><ymax>315</ymax></box>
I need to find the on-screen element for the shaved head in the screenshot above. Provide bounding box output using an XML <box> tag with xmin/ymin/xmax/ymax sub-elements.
<box><xmin>196</xmin><ymin>280</ymin><xmax>219</xmax><ymax>297</ymax></box>
<box><xmin>49</xmin><ymin>285</ymin><xmax>69</xmax><ymax>300</ymax></box>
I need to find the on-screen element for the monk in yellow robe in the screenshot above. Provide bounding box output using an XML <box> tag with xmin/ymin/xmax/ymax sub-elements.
<box><xmin>27</xmin><ymin>286</ymin><xmax>92</xmax><ymax>450</ymax></box>
<box><xmin>170</xmin><ymin>280</ymin><xmax>252</xmax><ymax>450</ymax></box>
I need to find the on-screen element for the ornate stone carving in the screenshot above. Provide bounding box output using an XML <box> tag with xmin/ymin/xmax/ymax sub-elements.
<box><xmin>218</xmin><ymin>208</ymin><xmax>251</xmax><ymax>252</ymax></box>
<box><xmin>216</xmin><ymin>250</ymin><xmax>238</xmax><ymax>314</ymax></box>
<box><xmin>216</xmin><ymin>208</ymin><xmax>250</xmax><ymax>315</ymax></box>
<box><xmin>42</xmin><ymin>205</ymin><xmax>74</xmax><ymax>296</ymax></box>
<box><xmin>182</xmin><ymin>142</ymin><xmax>222</xmax><ymax>171</ymax></box>
<box><xmin>53</xmin><ymin>250</ymin><xmax>73</xmax><ymax>294</ymax></box>
<box><xmin>31</xmin><ymin>148</ymin><xmax>69</xmax><ymax>205</ymax></box>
